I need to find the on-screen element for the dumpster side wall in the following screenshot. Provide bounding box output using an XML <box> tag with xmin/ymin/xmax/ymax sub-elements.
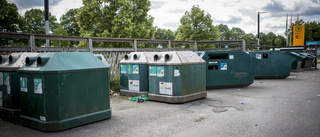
<box><xmin>181</xmin><ymin>64</ymin><xmax>206</xmax><ymax>96</ymax></box>
<box><xmin>58</xmin><ymin>69</ymin><xmax>110</xmax><ymax>120</ymax></box>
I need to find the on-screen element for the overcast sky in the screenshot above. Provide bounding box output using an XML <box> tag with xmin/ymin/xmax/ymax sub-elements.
<box><xmin>7</xmin><ymin>0</ymin><xmax>320</xmax><ymax>37</ymax></box>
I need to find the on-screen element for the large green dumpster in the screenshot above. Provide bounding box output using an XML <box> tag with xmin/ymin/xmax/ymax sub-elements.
<box><xmin>249</xmin><ymin>51</ymin><xmax>298</xmax><ymax>79</ymax></box>
<box><xmin>289</xmin><ymin>52</ymin><xmax>305</xmax><ymax>70</ymax></box>
<box><xmin>297</xmin><ymin>52</ymin><xmax>316</xmax><ymax>68</ymax></box>
<box><xmin>198</xmin><ymin>51</ymin><xmax>259</xmax><ymax>89</ymax></box>
<box><xmin>0</xmin><ymin>53</ymin><xmax>38</xmax><ymax>121</ymax></box>
<box><xmin>148</xmin><ymin>51</ymin><xmax>207</xmax><ymax>103</ymax></box>
<box><xmin>18</xmin><ymin>52</ymin><xmax>111</xmax><ymax>131</ymax></box>
<box><xmin>120</xmin><ymin>52</ymin><xmax>152</xmax><ymax>97</ymax></box>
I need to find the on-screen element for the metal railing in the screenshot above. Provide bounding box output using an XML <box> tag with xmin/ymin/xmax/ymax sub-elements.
<box><xmin>0</xmin><ymin>32</ymin><xmax>246</xmax><ymax>81</ymax></box>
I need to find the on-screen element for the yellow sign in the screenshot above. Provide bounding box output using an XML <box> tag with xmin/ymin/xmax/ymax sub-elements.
<box><xmin>293</xmin><ymin>25</ymin><xmax>305</xmax><ymax>46</ymax></box>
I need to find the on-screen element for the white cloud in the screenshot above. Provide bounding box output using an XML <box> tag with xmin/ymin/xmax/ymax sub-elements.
<box><xmin>50</xmin><ymin>0</ymin><xmax>83</xmax><ymax>21</ymax></box>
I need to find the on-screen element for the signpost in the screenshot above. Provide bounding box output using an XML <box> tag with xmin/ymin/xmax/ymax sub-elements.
<box><xmin>293</xmin><ymin>25</ymin><xmax>305</xmax><ymax>46</ymax></box>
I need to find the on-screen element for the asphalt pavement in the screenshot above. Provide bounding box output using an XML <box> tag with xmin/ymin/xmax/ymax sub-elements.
<box><xmin>1</xmin><ymin>67</ymin><xmax>320</xmax><ymax>137</ymax></box>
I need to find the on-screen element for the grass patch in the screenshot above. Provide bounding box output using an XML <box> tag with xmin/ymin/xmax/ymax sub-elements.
<box><xmin>110</xmin><ymin>81</ymin><xmax>120</xmax><ymax>93</ymax></box>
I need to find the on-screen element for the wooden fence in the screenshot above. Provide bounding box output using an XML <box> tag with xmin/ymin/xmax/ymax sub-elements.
<box><xmin>0</xmin><ymin>32</ymin><xmax>246</xmax><ymax>81</ymax></box>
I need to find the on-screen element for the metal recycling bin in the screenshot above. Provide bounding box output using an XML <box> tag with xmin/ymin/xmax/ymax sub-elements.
<box><xmin>0</xmin><ymin>53</ymin><xmax>38</xmax><ymax>121</ymax></box>
<box><xmin>197</xmin><ymin>51</ymin><xmax>259</xmax><ymax>89</ymax></box>
<box><xmin>119</xmin><ymin>52</ymin><xmax>151</xmax><ymax>97</ymax></box>
<box><xmin>289</xmin><ymin>52</ymin><xmax>305</xmax><ymax>70</ymax></box>
<box><xmin>18</xmin><ymin>52</ymin><xmax>111</xmax><ymax>132</ymax></box>
<box><xmin>148</xmin><ymin>51</ymin><xmax>207</xmax><ymax>103</ymax></box>
<box><xmin>249</xmin><ymin>52</ymin><xmax>298</xmax><ymax>79</ymax></box>
<box><xmin>297</xmin><ymin>52</ymin><xmax>315</xmax><ymax>68</ymax></box>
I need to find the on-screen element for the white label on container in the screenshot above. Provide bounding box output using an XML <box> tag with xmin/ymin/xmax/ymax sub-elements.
<box><xmin>121</xmin><ymin>65</ymin><xmax>126</xmax><ymax>74</ymax></box>
<box><xmin>256</xmin><ymin>53</ymin><xmax>262</xmax><ymax>59</ymax></box>
<box><xmin>209</xmin><ymin>62</ymin><xmax>218</xmax><ymax>64</ymax></box>
<box><xmin>149</xmin><ymin>66</ymin><xmax>157</xmax><ymax>76</ymax></box>
<box><xmin>132</xmin><ymin>65</ymin><xmax>139</xmax><ymax>74</ymax></box>
<box><xmin>221</xmin><ymin>63</ymin><xmax>227</xmax><ymax>70</ymax></box>
<box><xmin>157</xmin><ymin>67</ymin><xmax>164</xmax><ymax>77</ymax></box>
<box><xmin>20</xmin><ymin>77</ymin><xmax>28</xmax><ymax>92</ymax></box>
<box><xmin>3</xmin><ymin>72</ymin><xmax>9</xmax><ymax>85</ymax></box>
<box><xmin>174</xmin><ymin>69</ymin><xmax>180</xmax><ymax>77</ymax></box>
<box><xmin>0</xmin><ymin>72</ymin><xmax>3</xmax><ymax>85</ymax></box>
<box><xmin>7</xmin><ymin>84</ymin><xmax>10</xmax><ymax>94</ymax></box>
<box><xmin>0</xmin><ymin>91</ymin><xmax>2</xmax><ymax>107</ymax></box>
<box><xmin>159</xmin><ymin>82</ymin><xmax>172</xmax><ymax>95</ymax></box>
<box><xmin>229</xmin><ymin>55</ymin><xmax>234</xmax><ymax>59</ymax></box>
<box><xmin>34</xmin><ymin>78</ymin><xmax>43</xmax><ymax>94</ymax></box>
<box><xmin>128</xmin><ymin>80</ymin><xmax>139</xmax><ymax>91</ymax></box>
<box><xmin>40</xmin><ymin>116</ymin><xmax>46</xmax><ymax>121</ymax></box>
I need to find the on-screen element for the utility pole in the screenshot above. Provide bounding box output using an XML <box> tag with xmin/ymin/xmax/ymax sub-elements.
<box><xmin>45</xmin><ymin>0</ymin><xmax>49</xmax><ymax>47</ymax></box>
<box><xmin>286</xmin><ymin>13</ymin><xmax>288</xmax><ymax>46</ymax></box>
<box><xmin>289</xmin><ymin>14</ymin><xmax>292</xmax><ymax>47</ymax></box>
<box><xmin>257</xmin><ymin>11</ymin><xmax>267</xmax><ymax>45</ymax></box>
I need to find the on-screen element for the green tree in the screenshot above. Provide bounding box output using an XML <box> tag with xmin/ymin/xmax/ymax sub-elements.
<box><xmin>77</xmin><ymin>0</ymin><xmax>155</xmax><ymax>48</ymax></box>
<box><xmin>60</xmin><ymin>9</ymin><xmax>80</xmax><ymax>36</ymax></box>
<box><xmin>22</xmin><ymin>9</ymin><xmax>58</xmax><ymax>46</ymax></box>
<box><xmin>175</xmin><ymin>5</ymin><xmax>220</xmax><ymax>48</ymax></box>
<box><xmin>0</xmin><ymin>0</ymin><xmax>26</xmax><ymax>46</ymax></box>
<box><xmin>258</xmin><ymin>32</ymin><xmax>267</xmax><ymax>45</ymax></box>
<box><xmin>60</xmin><ymin>8</ymin><xmax>80</xmax><ymax>46</ymax></box>
<box><xmin>242</xmin><ymin>33</ymin><xmax>257</xmax><ymax>44</ymax></box>
<box><xmin>154</xmin><ymin>27</ymin><xmax>175</xmax><ymax>40</ymax></box>
<box><xmin>274</xmin><ymin>36</ymin><xmax>282</xmax><ymax>46</ymax></box>
<box><xmin>23</xmin><ymin>9</ymin><xmax>58</xmax><ymax>34</ymax></box>
<box><xmin>266</xmin><ymin>32</ymin><xmax>277</xmax><ymax>46</ymax></box>
<box><xmin>278</xmin><ymin>35</ymin><xmax>286</xmax><ymax>46</ymax></box>
<box><xmin>229</xmin><ymin>27</ymin><xmax>245</xmax><ymax>40</ymax></box>
<box><xmin>218</xmin><ymin>24</ymin><xmax>230</xmax><ymax>40</ymax></box>
<box><xmin>0</xmin><ymin>0</ymin><xmax>21</xmax><ymax>32</ymax></box>
<box><xmin>305</xmin><ymin>21</ymin><xmax>320</xmax><ymax>41</ymax></box>
<box><xmin>52</xmin><ymin>26</ymin><xmax>70</xmax><ymax>47</ymax></box>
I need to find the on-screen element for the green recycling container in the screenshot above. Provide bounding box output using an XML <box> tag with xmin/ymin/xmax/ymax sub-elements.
<box><xmin>297</xmin><ymin>52</ymin><xmax>315</xmax><ymax>68</ymax></box>
<box><xmin>120</xmin><ymin>52</ymin><xmax>150</xmax><ymax>97</ymax></box>
<box><xmin>197</xmin><ymin>51</ymin><xmax>259</xmax><ymax>89</ymax></box>
<box><xmin>0</xmin><ymin>53</ymin><xmax>38</xmax><ymax>121</ymax></box>
<box><xmin>248</xmin><ymin>51</ymin><xmax>298</xmax><ymax>79</ymax></box>
<box><xmin>289</xmin><ymin>52</ymin><xmax>305</xmax><ymax>70</ymax></box>
<box><xmin>18</xmin><ymin>52</ymin><xmax>111</xmax><ymax>132</ymax></box>
<box><xmin>148</xmin><ymin>51</ymin><xmax>207</xmax><ymax>103</ymax></box>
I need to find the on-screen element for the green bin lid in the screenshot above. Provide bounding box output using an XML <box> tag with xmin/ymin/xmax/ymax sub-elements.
<box><xmin>18</xmin><ymin>52</ymin><xmax>109</xmax><ymax>73</ymax></box>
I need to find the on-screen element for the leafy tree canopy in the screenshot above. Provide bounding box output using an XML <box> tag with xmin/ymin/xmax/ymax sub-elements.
<box><xmin>76</xmin><ymin>0</ymin><xmax>155</xmax><ymax>47</ymax></box>
<box><xmin>23</xmin><ymin>9</ymin><xmax>58</xmax><ymax>34</ymax></box>
<box><xmin>0</xmin><ymin>0</ymin><xmax>21</xmax><ymax>32</ymax></box>
<box><xmin>60</xmin><ymin>8</ymin><xmax>80</xmax><ymax>36</ymax></box>
<box><xmin>52</xmin><ymin>25</ymin><xmax>70</xmax><ymax>47</ymax></box>
<box><xmin>175</xmin><ymin>5</ymin><xmax>220</xmax><ymax>41</ymax></box>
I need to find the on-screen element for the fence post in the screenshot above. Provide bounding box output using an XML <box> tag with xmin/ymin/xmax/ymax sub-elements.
<box><xmin>87</xmin><ymin>38</ymin><xmax>93</xmax><ymax>53</ymax></box>
<box><xmin>168</xmin><ymin>40</ymin><xmax>171</xmax><ymax>51</ymax></box>
<box><xmin>133</xmin><ymin>39</ymin><xmax>137</xmax><ymax>52</ymax></box>
<box><xmin>29</xmin><ymin>34</ymin><xmax>35</xmax><ymax>52</ymax></box>
<box><xmin>242</xmin><ymin>40</ymin><xmax>246</xmax><ymax>52</ymax></box>
<box><xmin>193</xmin><ymin>41</ymin><xmax>198</xmax><ymax>51</ymax></box>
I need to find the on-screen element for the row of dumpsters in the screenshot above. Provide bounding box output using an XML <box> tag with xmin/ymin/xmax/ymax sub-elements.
<box><xmin>0</xmin><ymin>51</ymin><xmax>316</xmax><ymax>131</ymax></box>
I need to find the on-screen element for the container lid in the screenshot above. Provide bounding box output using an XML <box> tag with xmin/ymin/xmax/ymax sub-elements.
<box><xmin>120</xmin><ymin>52</ymin><xmax>154</xmax><ymax>64</ymax></box>
<box><xmin>94</xmin><ymin>54</ymin><xmax>109</xmax><ymax>66</ymax></box>
<box><xmin>289</xmin><ymin>52</ymin><xmax>306</xmax><ymax>59</ymax></box>
<box><xmin>18</xmin><ymin>52</ymin><xmax>109</xmax><ymax>73</ymax></box>
<box><xmin>148</xmin><ymin>51</ymin><xmax>206</xmax><ymax>65</ymax></box>
<box><xmin>0</xmin><ymin>53</ymin><xmax>39</xmax><ymax>71</ymax></box>
<box><xmin>298</xmin><ymin>52</ymin><xmax>315</xmax><ymax>58</ymax></box>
